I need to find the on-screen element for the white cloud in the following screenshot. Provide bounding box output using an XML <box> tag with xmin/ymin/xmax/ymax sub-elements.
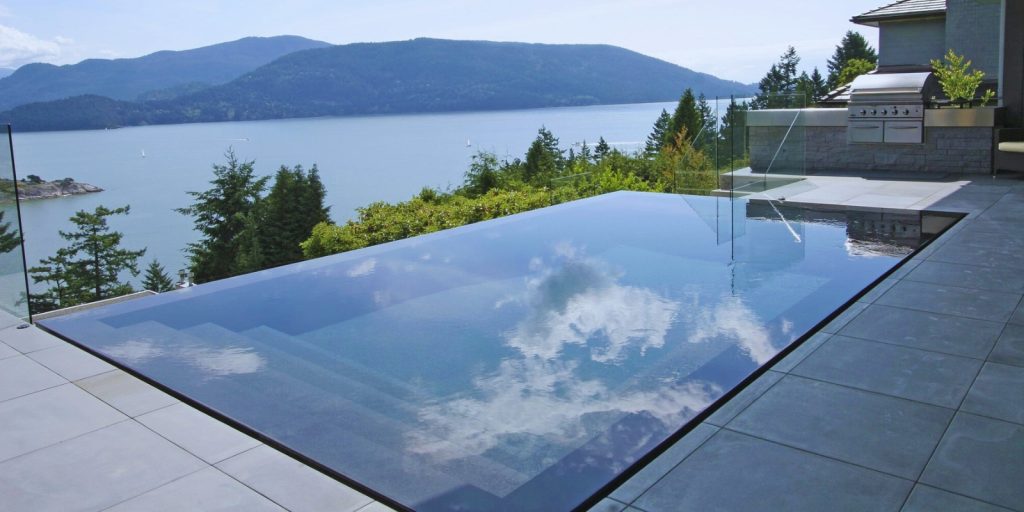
<box><xmin>105</xmin><ymin>338</ymin><xmax>265</xmax><ymax>378</ymax></box>
<box><xmin>0</xmin><ymin>24</ymin><xmax>68</xmax><ymax>68</ymax></box>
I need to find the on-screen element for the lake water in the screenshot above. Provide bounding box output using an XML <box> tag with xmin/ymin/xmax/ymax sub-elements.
<box><xmin>13</xmin><ymin>100</ymin><xmax>731</xmax><ymax>290</ymax></box>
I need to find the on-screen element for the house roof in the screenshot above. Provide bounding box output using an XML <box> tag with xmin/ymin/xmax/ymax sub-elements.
<box><xmin>852</xmin><ymin>0</ymin><xmax>946</xmax><ymax>26</ymax></box>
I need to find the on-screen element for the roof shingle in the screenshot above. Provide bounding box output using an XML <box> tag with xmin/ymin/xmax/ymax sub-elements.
<box><xmin>852</xmin><ymin>0</ymin><xmax>946</xmax><ymax>25</ymax></box>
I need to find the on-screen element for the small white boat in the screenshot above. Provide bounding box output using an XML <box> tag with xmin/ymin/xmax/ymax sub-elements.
<box><xmin>141</xmin><ymin>149</ymin><xmax>146</xmax><ymax>158</ymax></box>
<box><xmin>466</xmin><ymin>138</ymin><xmax>472</xmax><ymax>148</ymax></box>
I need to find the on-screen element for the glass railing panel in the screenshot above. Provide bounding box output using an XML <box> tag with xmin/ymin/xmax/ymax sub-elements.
<box><xmin>0</xmin><ymin>125</ymin><xmax>31</xmax><ymax>321</ymax></box>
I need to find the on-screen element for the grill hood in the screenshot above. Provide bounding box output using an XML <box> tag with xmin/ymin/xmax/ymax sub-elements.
<box><xmin>848</xmin><ymin>72</ymin><xmax>940</xmax><ymax>104</ymax></box>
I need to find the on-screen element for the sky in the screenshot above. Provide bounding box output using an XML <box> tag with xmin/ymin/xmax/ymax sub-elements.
<box><xmin>0</xmin><ymin>0</ymin><xmax>884</xmax><ymax>83</ymax></box>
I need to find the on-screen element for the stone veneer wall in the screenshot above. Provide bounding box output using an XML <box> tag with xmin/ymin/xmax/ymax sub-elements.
<box><xmin>749</xmin><ymin>126</ymin><xmax>994</xmax><ymax>174</ymax></box>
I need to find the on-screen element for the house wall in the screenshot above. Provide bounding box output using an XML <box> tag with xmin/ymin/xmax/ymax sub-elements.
<box><xmin>946</xmin><ymin>0</ymin><xmax>1002</xmax><ymax>78</ymax></box>
<box><xmin>1004</xmin><ymin>0</ymin><xmax>1024</xmax><ymax>126</ymax></box>
<box><xmin>878</xmin><ymin>19</ymin><xmax>946</xmax><ymax>67</ymax></box>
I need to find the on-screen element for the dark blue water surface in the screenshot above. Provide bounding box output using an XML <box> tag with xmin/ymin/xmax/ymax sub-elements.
<box><xmin>41</xmin><ymin>192</ymin><xmax>952</xmax><ymax>511</ymax></box>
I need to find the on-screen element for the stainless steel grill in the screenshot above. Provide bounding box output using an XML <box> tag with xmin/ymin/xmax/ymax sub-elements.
<box><xmin>847</xmin><ymin>72</ymin><xmax>939</xmax><ymax>144</ymax></box>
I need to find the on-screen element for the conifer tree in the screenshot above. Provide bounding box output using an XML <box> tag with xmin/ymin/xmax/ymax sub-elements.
<box><xmin>753</xmin><ymin>46</ymin><xmax>801</xmax><ymax>109</ymax></box>
<box><xmin>594</xmin><ymin>137</ymin><xmax>611</xmax><ymax>161</ymax></box>
<box><xmin>142</xmin><ymin>259</ymin><xmax>176</xmax><ymax>292</ymax></box>
<box><xmin>645</xmin><ymin>109</ymin><xmax>672</xmax><ymax>155</ymax></box>
<box><xmin>827</xmin><ymin>31</ymin><xmax>878</xmax><ymax>89</ymax></box>
<box><xmin>524</xmin><ymin>127</ymin><xmax>563</xmax><ymax>184</ymax></box>
<box><xmin>177</xmin><ymin>149</ymin><xmax>268</xmax><ymax>283</ymax></box>
<box><xmin>0</xmin><ymin>211</ymin><xmax>20</xmax><ymax>254</ymax></box>
<box><xmin>668</xmin><ymin>89</ymin><xmax>700</xmax><ymax>147</ymax></box>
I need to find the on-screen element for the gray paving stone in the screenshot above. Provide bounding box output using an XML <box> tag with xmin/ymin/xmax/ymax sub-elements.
<box><xmin>921</xmin><ymin>413</ymin><xmax>1024</xmax><ymax>510</ymax></box>
<box><xmin>989</xmin><ymin>323</ymin><xmax>1024</xmax><ymax>367</ymax></box>
<box><xmin>217</xmin><ymin>445</ymin><xmax>372</xmax><ymax>512</ymax></box>
<box><xmin>0</xmin><ymin>340</ymin><xmax>17</xmax><ymax>360</ymax></box>
<box><xmin>706</xmin><ymin>371</ymin><xmax>784</xmax><ymax>426</ymax></box>
<box><xmin>0</xmin><ymin>324</ymin><xmax>62</xmax><ymax>353</ymax></box>
<box><xmin>791</xmin><ymin>336</ymin><xmax>981</xmax><ymax>409</ymax></box>
<box><xmin>356</xmin><ymin>502</ymin><xmax>399</xmax><ymax>512</ymax></box>
<box><xmin>28</xmin><ymin>342</ymin><xmax>115</xmax><ymax>381</ymax></box>
<box><xmin>586</xmin><ymin>497</ymin><xmax>628</xmax><ymax>512</ymax></box>
<box><xmin>819</xmin><ymin>302</ymin><xmax>868</xmax><ymax>334</ymax></box>
<box><xmin>901</xmin><ymin>485</ymin><xmax>1014</xmax><ymax>512</ymax></box>
<box><xmin>0</xmin><ymin>311</ymin><xmax>23</xmax><ymax>330</ymax></box>
<box><xmin>928</xmin><ymin>241</ymin><xmax>1024</xmax><ymax>269</ymax></box>
<box><xmin>961</xmin><ymin>362</ymin><xmax>1024</xmax><ymax>425</ymax></box>
<box><xmin>840</xmin><ymin>304</ymin><xmax>1002</xmax><ymax>358</ymax></box>
<box><xmin>0</xmin><ymin>356</ymin><xmax>65</xmax><ymax>403</ymax></box>
<box><xmin>1010</xmin><ymin>302</ymin><xmax>1024</xmax><ymax>325</ymax></box>
<box><xmin>905</xmin><ymin>261</ymin><xmax>1024</xmax><ymax>293</ymax></box>
<box><xmin>75</xmin><ymin>369</ymin><xmax>178</xmax><ymax>417</ymax></box>
<box><xmin>105</xmin><ymin>466</ymin><xmax>286</xmax><ymax>512</ymax></box>
<box><xmin>859</xmin><ymin>278</ymin><xmax>897</xmax><ymax>303</ymax></box>
<box><xmin>728</xmin><ymin>375</ymin><xmax>953</xmax><ymax>480</ymax></box>
<box><xmin>0</xmin><ymin>384</ymin><xmax>126</xmax><ymax>462</ymax></box>
<box><xmin>137</xmin><ymin>402</ymin><xmax>261</xmax><ymax>464</ymax></box>
<box><xmin>876</xmin><ymin>280</ymin><xmax>1021</xmax><ymax>323</ymax></box>
<box><xmin>609</xmin><ymin>423</ymin><xmax>719</xmax><ymax>503</ymax></box>
<box><xmin>632</xmin><ymin>430</ymin><xmax>912</xmax><ymax>512</ymax></box>
<box><xmin>771</xmin><ymin>333</ymin><xmax>831</xmax><ymax>372</ymax></box>
<box><xmin>0</xmin><ymin>420</ymin><xmax>206</xmax><ymax>512</ymax></box>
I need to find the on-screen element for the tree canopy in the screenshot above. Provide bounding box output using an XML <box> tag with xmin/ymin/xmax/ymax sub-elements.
<box><xmin>827</xmin><ymin>31</ymin><xmax>878</xmax><ymax>89</ymax></box>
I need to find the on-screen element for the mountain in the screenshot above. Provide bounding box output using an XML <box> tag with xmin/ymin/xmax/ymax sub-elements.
<box><xmin>1</xmin><ymin>38</ymin><xmax>757</xmax><ymax>132</ymax></box>
<box><xmin>0</xmin><ymin>35</ymin><xmax>331</xmax><ymax>110</ymax></box>
<box><xmin>0</xmin><ymin>68</ymin><xmax>13</xmax><ymax>79</ymax></box>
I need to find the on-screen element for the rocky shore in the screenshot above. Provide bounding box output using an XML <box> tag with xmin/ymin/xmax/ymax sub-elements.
<box><xmin>2</xmin><ymin>178</ymin><xmax>103</xmax><ymax>200</ymax></box>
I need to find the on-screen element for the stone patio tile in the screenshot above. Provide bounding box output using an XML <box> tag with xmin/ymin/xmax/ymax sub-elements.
<box><xmin>706</xmin><ymin>371</ymin><xmax>784</xmax><ymax>426</ymax></box>
<box><xmin>0</xmin><ymin>356</ymin><xmax>65</xmax><ymax>403</ymax></box>
<box><xmin>905</xmin><ymin>261</ymin><xmax>1024</xmax><ymax>293</ymax></box>
<box><xmin>586</xmin><ymin>497</ymin><xmax>628</xmax><ymax>512</ymax></box>
<box><xmin>356</xmin><ymin>503</ymin><xmax>399</xmax><ymax>512</ymax></box>
<box><xmin>105</xmin><ymin>466</ymin><xmax>286</xmax><ymax>512</ymax></box>
<box><xmin>859</xmin><ymin>278</ymin><xmax>897</xmax><ymax>303</ymax></box>
<box><xmin>0</xmin><ymin>312</ymin><xmax>23</xmax><ymax>330</ymax></box>
<box><xmin>876</xmin><ymin>280</ymin><xmax>1021</xmax><ymax>323</ymax></box>
<box><xmin>0</xmin><ymin>340</ymin><xmax>17</xmax><ymax>360</ymax></box>
<box><xmin>217</xmin><ymin>445</ymin><xmax>372</xmax><ymax>512</ymax></box>
<box><xmin>75</xmin><ymin>369</ymin><xmax>178</xmax><ymax>417</ymax></box>
<box><xmin>771</xmin><ymin>333</ymin><xmax>832</xmax><ymax>373</ymax></box>
<box><xmin>0</xmin><ymin>420</ymin><xmax>205</xmax><ymax>512</ymax></box>
<box><xmin>728</xmin><ymin>375</ymin><xmax>953</xmax><ymax>480</ymax></box>
<box><xmin>819</xmin><ymin>302</ymin><xmax>868</xmax><ymax>334</ymax></box>
<box><xmin>946</xmin><ymin>229</ymin><xmax>1024</xmax><ymax>250</ymax></box>
<box><xmin>928</xmin><ymin>241</ymin><xmax>1024</xmax><ymax>269</ymax></box>
<box><xmin>792</xmin><ymin>336</ymin><xmax>981</xmax><ymax>409</ymax></box>
<box><xmin>839</xmin><ymin>304</ymin><xmax>1001</xmax><ymax>359</ymax></box>
<box><xmin>0</xmin><ymin>324</ymin><xmax>62</xmax><ymax>353</ymax></box>
<box><xmin>137</xmin><ymin>402</ymin><xmax>260</xmax><ymax>464</ymax></box>
<box><xmin>960</xmin><ymin>362</ymin><xmax>1024</xmax><ymax>425</ymax></box>
<box><xmin>632</xmin><ymin>430</ymin><xmax>912</xmax><ymax>512</ymax></box>
<box><xmin>0</xmin><ymin>384</ymin><xmax>126</xmax><ymax>462</ymax></box>
<box><xmin>989</xmin><ymin>324</ymin><xmax>1024</xmax><ymax>367</ymax></box>
<box><xmin>901</xmin><ymin>485</ymin><xmax>1014</xmax><ymax>512</ymax></box>
<box><xmin>920</xmin><ymin>413</ymin><xmax>1024</xmax><ymax>510</ymax></box>
<box><xmin>1010</xmin><ymin>302</ymin><xmax>1024</xmax><ymax>325</ymax></box>
<box><xmin>609</xmin><ymin>423</ymin><xmax>719</xmax><ymax>503</ymax></box>
<box><xmin>28</xmin><ymin>343</ymin><xmax>114</xmax><ymax>382</ymax></box>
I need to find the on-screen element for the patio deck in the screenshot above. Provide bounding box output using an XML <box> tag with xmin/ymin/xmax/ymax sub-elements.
<box><xmin>1</xmin><ymin>172</ymin><xmax>1021</xmax><ymax>511</ymax></box>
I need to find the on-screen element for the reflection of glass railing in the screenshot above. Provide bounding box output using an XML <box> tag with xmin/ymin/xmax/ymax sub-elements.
<box><xmin>0</xmin><ymin>125</ymin><xmax>31</xmax><ymax>322</ymax></box>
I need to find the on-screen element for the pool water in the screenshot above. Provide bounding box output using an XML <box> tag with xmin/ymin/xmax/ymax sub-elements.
<box><xmin>40</xmin><ymin>192</ymin><xmax>955</xmax><ymax>511</ymax></box>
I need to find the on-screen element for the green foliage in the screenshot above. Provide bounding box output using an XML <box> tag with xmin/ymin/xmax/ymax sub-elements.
<box><xmin>753</xmin><ymin>47</ymin><xmax>802</xmax><ymax>109</ymax></box>
<box><xmin>931</xmin><ymin>49</ymin><xmax>986</xmax><ymax>107</ymax></box>
<box><xmin>827</xmin><ymin>31</ymin><xmax>878</xmax><ymax>89</ymax></box>
<box><xmin>29</xmin><ymin>205</ymin><xmax>145</xmax><ymax>314</ymax></box>
<box><xmin>142</xmin><ymin>260</ymin><xmax>176</xmax><ymax>292</ymax></box>
<box><xmin>177</xmin><ymin>149</ymin><xmax>268</xmax><ymax>283</ymax></box>
<box><xmin>25</xmin><ymin>174</ymin><xmax>43</xmax><ymax>184</ymax></box>
<box><xmin>0</xmin><ymin>211</ymin><xmax>20</xmax><ymax>254</ymax></box>
<box><xmin>524</xmin><ymin>127</ymin><xmax>564</xmax><ymax>185</ymax></box>
<box><xmin>645</xmin><ymin>110</ymin><xmax>672</xmax><ymax>155</ymax></box>
<box><xmin>669</xmin><ymin>89</ymin><xmax>700</xmax><ymax>147</ymax></box>
<box><xmin>837</xmin><ymin>58</ymin><xmax>876</xmax><ymax>87</ymax></box>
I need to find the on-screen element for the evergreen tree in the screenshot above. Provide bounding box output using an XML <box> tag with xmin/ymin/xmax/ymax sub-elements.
<box><xmin>668</xmin><ymin>89</ymin><xmax>700</xmax><ymax>147</ymax></box>
<box><xmin>237</xmin><ymin>164</ymin><xmax>331</xmax><ymax>272</ymax></box>
<box><xmin>463</xmin><ymin>152</ymin><xmax>502</xmax><ymax>197</ymax></box>
<box><xmin>142</xmin><ymin>259</ymin><xmax>176</xmax><ymax>292</ymax></box>
<box><xmin>810</xmin><ymin>68</ymin><xmax>829</xmax><ymax>102</ymax></box>
<box><xmin>837</xmin><ymin>58</ymin><xmax>876</xmax><ymax>87</ymax></box>
<box><xmin>695</xmin><ymin>93</ymin><xmax>715</xmax><ymax>150</ymax></box>
<box><xmin>753</xmin><ymin>46</ymin><xmax>801</xmax><ymax>109</ymax></box>
<box><xmin>177</xmin><ymin>149</ymin><xmax>268</xmax><ymax>283</ymax></box>
<box><xmin>718</xmin><ymin>100</ymin><xmax>750</xmax><ymax>163</ymax></box>
<box><xmin>0</xmin><ymin>211</ymin><xmax>20</xmax><ymax>254</ymax></box>
<box><xmin>594</xmin><ymin>137</ymin><xmax>611</xmax><ymax>161</ymax></box>
<box><xmin>523</xmin><ymin>127</ymin><xmax>563</xmax><ymax>184</ymax></box>
<box><xmin>795</xmin><ymin>71</ymin><xmax>814</xmax><ymax>107</ymax></box>
<box><xmin>645</xmin><ymin>109</ymin><xmax>672</xmax><ymax>155</ymax></box>
<box><xmin>29</xmin><ymin>205</ymin><xmax>145</xmax><ymax>313</ymax></box>
<box><xmin>827</xmin><ymin>31</ymin><xmax>878</xmax><ymax>89</ymax></box>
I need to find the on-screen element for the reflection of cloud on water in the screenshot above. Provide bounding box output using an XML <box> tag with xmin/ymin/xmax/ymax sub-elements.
<box><xmin>408</xmin><ymin>243</ymin><xmax>710</xmax><ymax>462</ymax></box>
<box><xmin>685</xmin><ymin>294</ymin><xmax>775</xmax><ymax>365</ymax></box>
<box><xmin>346</xmin><ymin>257</ymin><xmax>377</xmax><ymax>277</ymax></box>
<box><xmin>408</xmin><ymin>357</ymin><xmax>719</xmax><ymax>461</ymax></box>
<box><xmin>104</xmin><ymin>338</ymin><xmax>265</xmax><ymax>377</ymax></box>
<box><xmin>501</xmin><ymin>245</ymin><xmax>680</xmax><ymax>363</ymax></box>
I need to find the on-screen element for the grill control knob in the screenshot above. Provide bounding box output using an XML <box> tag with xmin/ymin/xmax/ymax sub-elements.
<box><xmin>860</xmin><ymin>109</ymin><xmax>867</xmax><ymax>115</ymax></box>
<box><xmin>871</xmin><ymin>109</ymin><xmax>877</xmax><ymax>115</ymax></box>
<box><xmin>903</xmin><ymin>109</ymin><xmax>910</xmax><ymax>115</ymax></box>
<box><xmin>881</xmin><ymin>109</ymin><xmax>888</xmax><ymax>115</ymax></box>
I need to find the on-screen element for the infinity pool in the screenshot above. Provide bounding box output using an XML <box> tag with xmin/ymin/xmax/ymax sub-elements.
<box><xmin>40</xmin><ymin>192</ymin><xmax>956</xmax><ymax>511</ymax></box>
